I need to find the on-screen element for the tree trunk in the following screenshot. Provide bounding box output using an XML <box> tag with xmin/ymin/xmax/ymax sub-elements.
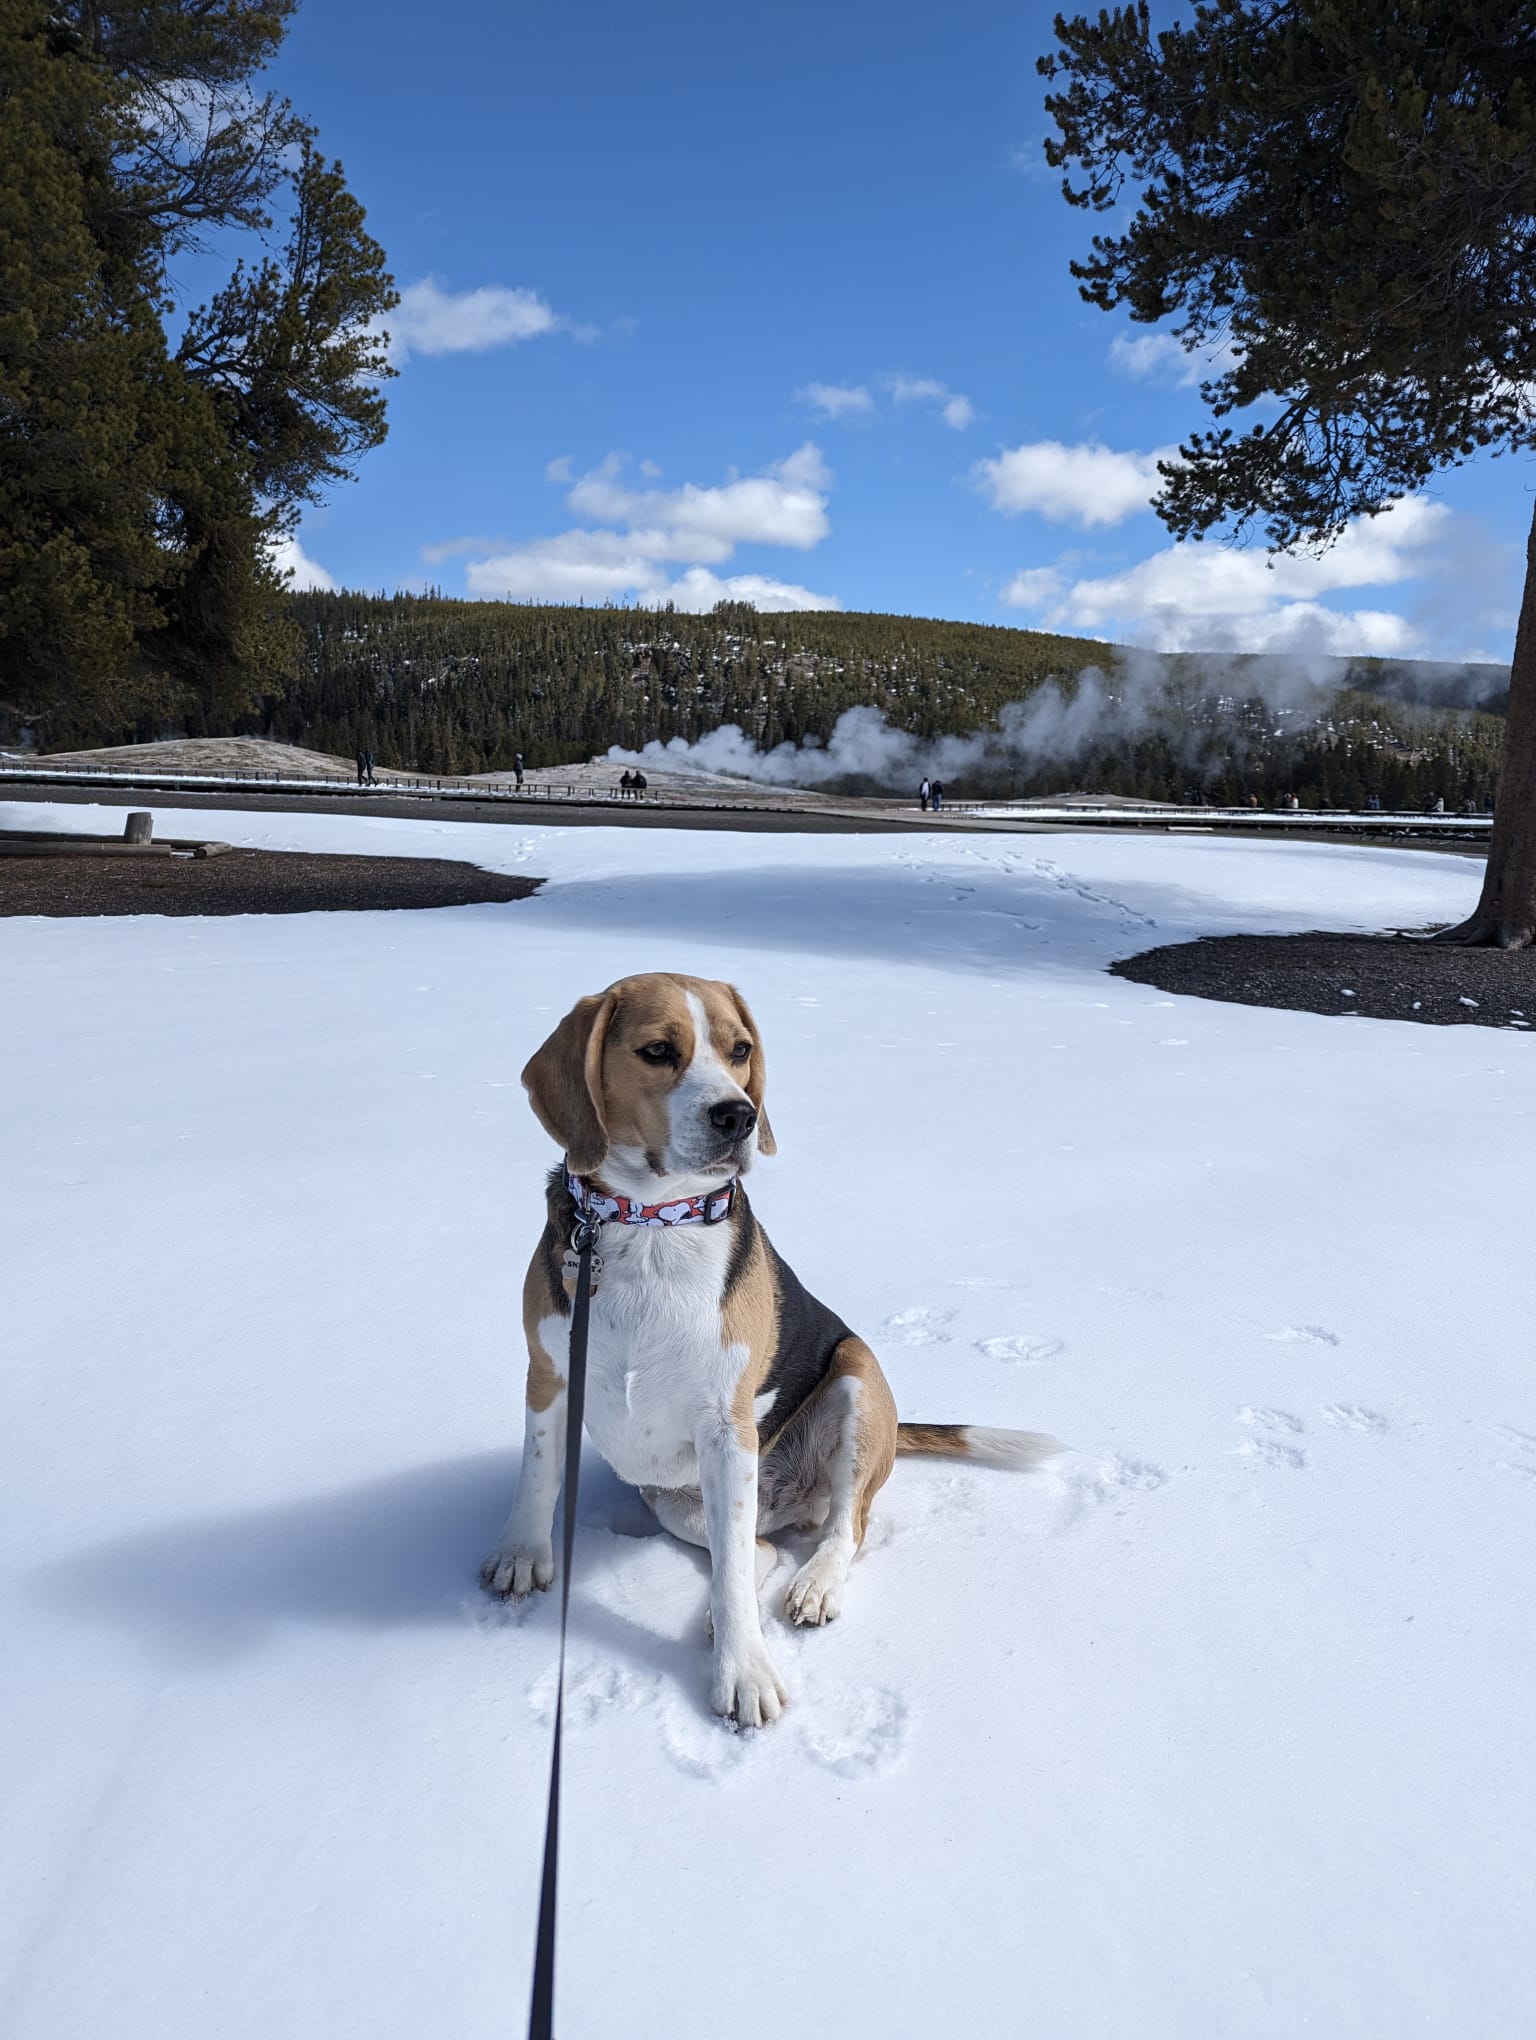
<box><xmin>1435</xmin><ymin>493</ymin><xmax>1536</xmax><ymax>948</ymax></box>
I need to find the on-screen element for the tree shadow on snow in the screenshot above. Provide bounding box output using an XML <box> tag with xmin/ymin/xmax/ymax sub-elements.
<box><xmin>33</xmin><ymin>1447</ymin><xmax>715</xmax><ymax>1694</ymax></box>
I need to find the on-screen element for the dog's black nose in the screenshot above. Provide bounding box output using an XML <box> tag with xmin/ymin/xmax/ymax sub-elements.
<box><xmin>707</xmin><ymin>1098</ymin><xmax>757</xmax><ymax>1142</ymax></box>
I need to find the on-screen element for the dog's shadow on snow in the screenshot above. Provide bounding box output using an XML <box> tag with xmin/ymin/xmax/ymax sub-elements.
<box><xmin>34</xmin><ymin>1449</ymin><xmax>722</xmax><ymax>1692</ymax></box>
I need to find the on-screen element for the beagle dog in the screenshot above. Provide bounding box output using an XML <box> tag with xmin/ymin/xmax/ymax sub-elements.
<box><xmin>481</xmin><ymin>973</ymin><xmax>1061</xmax><ymax>1727</ymax></box>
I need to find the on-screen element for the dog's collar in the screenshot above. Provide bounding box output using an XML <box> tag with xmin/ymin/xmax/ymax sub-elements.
<box><xmin>565</xmin><ymin>1168</ymin><xmax>737</xmax><ymax>1229</ymax></box>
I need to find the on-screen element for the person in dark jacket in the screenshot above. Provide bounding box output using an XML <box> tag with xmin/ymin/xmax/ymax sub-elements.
<box><xmin>930</xmin><ymin>779</ymin><xmax>944</xmax><ymax>812</ymax></box>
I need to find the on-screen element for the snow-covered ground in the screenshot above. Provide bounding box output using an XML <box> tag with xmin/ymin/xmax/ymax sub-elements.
<box><xmin>4</xmin><ymin>802</ymin><xmax>1533</xmax><ymax>2040</ymax></box>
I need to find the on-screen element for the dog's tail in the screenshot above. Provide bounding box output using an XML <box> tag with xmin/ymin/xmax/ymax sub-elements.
<box><xmin>895</xmin><ymin>1423</ymin><xmax>1066</xmax><ymax>1470</ymax></box>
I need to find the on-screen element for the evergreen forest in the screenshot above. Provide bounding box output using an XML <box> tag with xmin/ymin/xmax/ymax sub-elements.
<box><xmin>155</xmin><ymin>592</ymin><xmax>1516</xmax><ymax>811</ymax></box>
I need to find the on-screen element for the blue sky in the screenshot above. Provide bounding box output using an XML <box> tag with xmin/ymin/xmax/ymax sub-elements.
<box><xmin>256</xmin><ymin>0</ymin><xmax>1527</xmax><ymax>665</ymax></box>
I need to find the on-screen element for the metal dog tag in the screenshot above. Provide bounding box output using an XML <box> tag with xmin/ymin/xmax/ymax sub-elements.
<box><xmin>561</xmin><ymin>1245</ymin><xmax>602</xmax><ymax>1299</ymax></box>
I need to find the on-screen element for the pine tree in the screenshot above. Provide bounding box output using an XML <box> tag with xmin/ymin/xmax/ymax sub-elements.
<box><xmin>0</xmin><ymin>0</ymin><xmax>173</xmax><ymax>729</ymax></box>
<box><xmin>1041</xmin><ymin>0</ymin><xmax>1536</xmax><ymax>943</ymax></box>
<box><xmin>0</xmin><ymin>0</ymin><xmax>395</xmax><ymax>743</ymax></box>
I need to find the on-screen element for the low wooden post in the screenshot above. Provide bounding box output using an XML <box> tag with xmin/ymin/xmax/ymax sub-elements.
<box><xmin>124</xmin><ymin>811</ymin><xmax>153</xmax><ymax>844</ymax></box>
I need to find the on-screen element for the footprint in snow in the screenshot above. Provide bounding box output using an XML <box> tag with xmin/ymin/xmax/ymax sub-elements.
<box><xmin>1235</xmin><ymin>1437</ymin><xmax>1308</xmax><ymax>1470</ymax></box>
<box><xmin>1234</xmin><ymin>1408</ymin><xmax>1307</xmax><ymax>1469</ymax></box>
<box><xmin>1058</xmin><ymin>1453</ymin><xmax>1170</xmax><ymax>1522</ymax></box>
<box><xmin>1232</xmin><ymin>1411</ymin><xmax>1305</xmax><ymax>1460</ymax></box>
<box><xmin>527</xmin><ymin>1658</ymin><xmax>660</xmax><ymax>1730</ymax></box>
<box><xmin>1239</xmin><ymin>1406</ymin><xmax>1305</xmax><ymax>1433</ymax></box>
<box><xmin>800</xmin><ymin>1685</ymin><xmax>909</xmax><ymax>1781</ymax></box>
<box><xmin>882</xmin><ymin>1307</ymin><xmax>957</xmax><ymax>1346</ymax></box>
<box><xmin>1322</xmin><ymin>1405</ymin><xmax>1388</xmax><ymax>1433</ymax></box>
<box><xmin>976</xmin><ymin>1333</ymin><xmax>1063</xmax><ymax>1364</ymax></box>
<box><xmin>658</xmin><ymin>1699</ymin><xmax>758</xmax><ymax>1785</ymax></box>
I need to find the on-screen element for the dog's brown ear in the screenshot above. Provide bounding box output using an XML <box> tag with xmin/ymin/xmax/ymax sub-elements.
<box><xmin>521</xmin><ymin>990</ymin><xmax>617</xmax><ymax>1174</ymax></box>
<box><xmin>726</xmin><ymin>984</ymin><xmax>776</xmax><ymax>1156</ymax></box>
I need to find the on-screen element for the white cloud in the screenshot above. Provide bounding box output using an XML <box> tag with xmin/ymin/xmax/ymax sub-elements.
<box><xmin>796</xmin><ymin>372</ymin><xmax>976</xmax><ymax>429</ymax></box>
<box><xmin>1000</xmin><ymin>565</ymin><xmax>1066</xmax><ymax>609</ymax></box>
<box><xmin>268</xmin><ymin>532</ymin><xmax>335</xmax><ymax>591</ymax></box>
<box><xmin>456</xmin><ymin>444</ymin><xmax>840</xmax><ymax>610</ymax></box>
<box><xmin>1108</xmin><ymin>330</ymin><xmax>1240</xmax><ymax>388</ymax></box>
<box><xmin>889</xmin><ymin>375</ymin><xmax>946</xmax><ymax>405</ymax></box>
<box><xmin>795</xmin><ymin>381</ymin><xmax>876</xmax><ymax>420</ymax></box>
<box><xmin>378</xmin><ymin>278</ymin><xmax>585</xmax><ymax>366</ymax></box>
<box><xmin>463</xmin><ymin>533</ymin><xmax>838</xmax><ymax>611</ymax></box>
<box><xmin>974</xmin><ymin>438</ymin><xmax>1175</xmax><ymax>527</ymax></box>
<box><xmin>1000</xmin><ymin>496</ymin><xmax>1450</xmax><ymax>657</ymax></box>
<box><xmin>888</xmin><ymin>373</ymin><xmax>976</xmax><ymax>430</ymax></box>
<box><xmin>1107</xmin><ymin>333</ymin><xmax>1200</xmax><ymax>387</ymax></box>
<box><xmin>651</xmin><ymin>568</ymin><xmax>840</xmax><ymax>612</ymax></box>
<box><xmin>563</xmin><ymin>443</ymin><xmax>832</xmax><ymax>560</ymax></box>
<box><xmin>544</xmin><ymin>454</ymin><xmax>573</xmax><ymax>482</ymax></box>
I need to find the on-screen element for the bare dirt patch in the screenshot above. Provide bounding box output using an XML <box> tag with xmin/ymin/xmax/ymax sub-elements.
<box><xmin>1111</xmin><ymin>930</ymin><xmax>1536</xmax><ymax>1031</ymax></box>
<box><xmin>0</xmin><ymin>849</ymin><xmax>541</xmax><ymax>918</ymax></box>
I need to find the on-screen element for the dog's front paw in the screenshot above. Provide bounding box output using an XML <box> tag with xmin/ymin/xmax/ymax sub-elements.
<box><xmin>710</xmin><ymin>1644</ymin><xmax>789</xmax><ymax>1728</ymax></box>
<box><xmin>784</xmin><ymin>1553</ymin><xmax>846</xmax><ymax>1627</ymax></box>
<box><xmin>480</xmin><ymin>1544</ymin><xmax>554</xmax><ymax>1599</ymax></box>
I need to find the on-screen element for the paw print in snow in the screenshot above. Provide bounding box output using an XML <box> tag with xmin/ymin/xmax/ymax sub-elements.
<box><xmin>975</xmin><ymin>1333</ymin><xmax>1063</xmax><ymax>1364</ymax></box>
<box><xmin>1235</xmin><ymin>1407</ymin><xmax>1307</xmax><ymax>1469</ymax></box>
<box><xmin>882</xmin><ymin>1307</ymin><xmax>956</xmax><ymax>1346</ymax></box>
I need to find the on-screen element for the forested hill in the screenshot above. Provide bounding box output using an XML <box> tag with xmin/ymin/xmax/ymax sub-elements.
<box><xmin>160</xmin><ymin>592</ymin><xmax>1509</xmax><ymax>806</ymax></box>
<box><xmin>263</xmin><ymin>596</ymin><xmax>1110</xmax><ymax>772</ymax></box>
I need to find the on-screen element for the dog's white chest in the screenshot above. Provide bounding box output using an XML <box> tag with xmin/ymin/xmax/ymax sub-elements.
<box><xmin>546</xmin><ymin>1224</ymin><xmax>741</xmax><ymax>1488</ymax></box>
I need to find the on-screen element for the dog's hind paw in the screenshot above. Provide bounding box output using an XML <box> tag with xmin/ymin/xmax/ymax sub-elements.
<box><xmin>480</xmin><ymin>1545</ymin><xmax>554</xmax><ymax>1599</ymax></box>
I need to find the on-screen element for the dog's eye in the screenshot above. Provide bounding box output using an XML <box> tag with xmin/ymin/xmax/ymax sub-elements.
<box><xmin>638</xmin><ymin>1041</ymin><xmax>676</xmax><ymax>1066</ymax></box>
<box><xmin>730</xmin><ymin>1041</ymin><xmax>751</xmax><ymax>1064</ymax></box>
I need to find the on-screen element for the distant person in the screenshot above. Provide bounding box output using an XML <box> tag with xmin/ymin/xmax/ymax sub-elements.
<box><xmin>634</xmin><ymin>771</ymin><xmax>648</xmax><ymax>800</ymax></box>
<box><xmin>1365</xmin><ymin>791</ymin><xmax>1381</xmax><ymax>812</ymax></box>
<box><xmin>355</xmin><ymin>748</ymin><xmax>367</xmax><ymax>787</ymax></box>
<box><xmin>1428</xmin><ymin>794</ymin><xmax>1445</xmax><ymax>814</ymax></box>
<box><xmin>919</xmin><ymin>776</ymin><xmax>931</xmax><ymax>812</ymax></box>
<box><xmin>1247</xmin><ymin>793</ymin><xmax>1260</xmax><ymax>809</ymax></box>
<box><xmin>514</xmin><ymin>751</ymin><xmax>525</xmax><ymax>790</ymax></box>
<box><xmin>365</xmin><ymin>750</ymin><xmax>377</xmax><ymax>787</ymax></box>
<box><xmin>930</xmin><ymin>779</ymin><xmax>944</xmax><ymax>812</ymax></box>
<box><xmin>619</xmin><ymin>769</ymin><xmax>635</xmax><ymax>800</ymax></box>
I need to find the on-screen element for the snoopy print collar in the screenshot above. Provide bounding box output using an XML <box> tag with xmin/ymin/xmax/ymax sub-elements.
<box><xmin>565</xmin><ymin>1169</ymin><xmax>737</xmax><ymax>1228</ymax></box>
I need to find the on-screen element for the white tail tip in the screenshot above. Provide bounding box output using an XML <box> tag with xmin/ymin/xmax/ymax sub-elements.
<box><xmin>961</xmin><ymin>1427</ymin><xmax>1070</xmax><ymax>1470</ymax></box>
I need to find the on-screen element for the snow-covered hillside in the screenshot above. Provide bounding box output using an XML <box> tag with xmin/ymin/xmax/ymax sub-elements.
<box><xmin>4</xmin><ymin>803</ymin><xmax>1531</xmax><ymax>2039</ymax></box>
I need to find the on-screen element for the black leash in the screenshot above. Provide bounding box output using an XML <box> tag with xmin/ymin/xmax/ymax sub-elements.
<box><xmin>527</xmin><ymin>1213</ymin><xmax>597</xmax><ymax>2040</ymax></box>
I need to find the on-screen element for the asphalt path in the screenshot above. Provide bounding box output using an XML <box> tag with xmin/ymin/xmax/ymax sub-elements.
<box><xmin>0</xmin><ymin>780</ymin><xmax>1487</xmax><ymax>855</ymax></box>
<box><xmin>0</xmin><ymin>782</ymin><xmax>964</xmax><ymax>834</ymax></box>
